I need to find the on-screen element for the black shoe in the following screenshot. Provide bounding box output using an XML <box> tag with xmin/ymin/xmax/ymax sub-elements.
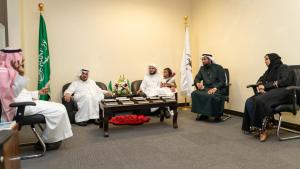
<box><xmin>76</xmin><ymin>121</ymin><xmax>88</xmax><ymax>126</ymax></box>
<box><xmin>93</xmin><ymin>119</ymin><xmax>100</xmax><ymax>125</ymax></box>
<box><xmin>196</xmin><ymin>115</ymin><xmax>209</xmax><ymax>121</ymax></box>
<box><xmin>214</xmin><ymin>117</ymin><xmax>222</xmax><ymax>122</ymax></box>
<box><xmin>46</xmin><ymin>141</ymin><xmax>62</xmax><ymax>150</ymax></box>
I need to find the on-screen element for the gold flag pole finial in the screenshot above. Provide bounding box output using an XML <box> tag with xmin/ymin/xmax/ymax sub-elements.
<box><xmin>38</xmin><ymin>3</ymin><xmax>44</xmax><ymax>12</ymax></box>
<box><xmin>184</xmin><ymin>16</ymin><xmax>188</xmax><ymax>26</ymax></box>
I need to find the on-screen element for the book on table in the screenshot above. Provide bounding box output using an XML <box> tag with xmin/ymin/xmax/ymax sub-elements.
<box><xmin>148</xmin><ymin>96</ymin><xmax>161</xmax><ymax>100</ymax></box>
<box><xmin>104</xmin><ymin>102</ymin><xmax>119</xmax><ymax>106</ymax></box>
<box><xmin>116</xmin><ymin>97</ymin><xmax>130</xmax><ymax>101</ymax></box>
<box><xmin>161</xmin><ymin>96</ymin><xmax>176</xmax><ymax>102</ymax></box>
<box><xmin>120</xmin><ymin>100</ymin><xmax>135</xmax><ymax>105</ymax></box>
<box><xmin>132</xmin><ymin>97</ymin><xmax>146</xmax><ymax>101</ymax></box>
<box><xmin>103</xmin><ymin>99</ymin><xmax>117</xmax><ymax>102</ymax></box>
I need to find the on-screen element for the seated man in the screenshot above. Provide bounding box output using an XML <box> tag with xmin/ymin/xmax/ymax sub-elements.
<box><xmin>137</xmin><ymin>64</ymin><xmax>162</xmax><ymax>97</ymax></box>
<box><xmin>191</xmin><ymin>54</ymin><xmax>226</xmax><ymax>122</ymax></box>
<box><xmin>0</xmin><ymin>48</ymin><xmax>73</xmax><ymax>150</ymax></box>
<box><xmin>137</xmin><ymin>64</ymin><xmax>174</xmax><ymax>117</ymax></box>
<box><xmin>64</xmin><ymin>69</ymin><xmax>111</xmax><ymax>126</ymax></box>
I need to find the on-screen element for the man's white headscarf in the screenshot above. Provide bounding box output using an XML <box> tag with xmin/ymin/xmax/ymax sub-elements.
<box><xmin>149</xmin><ymin>63</ymin><xmax>158</xmax><ymax>69</ymax></box>
<box><xmin>77</xmin><ymin>68</ymin><xmax>89</xmax><ymax>77</ymax></box>
<box><xmin>201</xmin><ymin>54</ymin><xmax>216</xmax><ymax>63</ymax></box>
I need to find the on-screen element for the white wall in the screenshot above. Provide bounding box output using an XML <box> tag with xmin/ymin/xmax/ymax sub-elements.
<box><xmin>191</xmin><ymin>0</ymin><xmax>300</xmax><ymax>123</ymax></box>
<box><xmin>7</xmin><ymin>0</ymin><xmax>21</xmax><ymax>47</ymax></box>
<box><xmin>21</xmin><ymin>0</ymin><xmax>192</xmax><ymax>102</ymax></box>
<box><xmin>0</xmin><ymin>23</ymin><xmax>5</xmax><ymax>49</ymax></box>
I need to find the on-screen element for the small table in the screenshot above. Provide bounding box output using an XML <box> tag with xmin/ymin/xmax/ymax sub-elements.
<box><xmin>99</xmin><ymin>99</ymin><xmax>178</xmax><ymax>137</ymax></box>
<box><xmin>0</xmin><ymin>124</ymin><xmax>20</xmax><ymax>169</ymax></box>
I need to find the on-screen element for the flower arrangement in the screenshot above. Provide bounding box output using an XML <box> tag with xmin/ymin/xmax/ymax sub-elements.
<box><xmin>108</xmin><ymin>75</ymin><xmax>131</xmax><ymax>97</ymax></box>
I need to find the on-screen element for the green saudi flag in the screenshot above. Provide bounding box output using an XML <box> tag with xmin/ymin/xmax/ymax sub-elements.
<box><xmin>38</xmin><ymin>14</ymin><xmax>50</xmax><ymax>100</ymax></box>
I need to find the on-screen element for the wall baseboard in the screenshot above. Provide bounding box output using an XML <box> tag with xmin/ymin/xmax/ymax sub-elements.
<box><xmin>177</xmin><ymin>102</ymin><xmax>190</xmax><ymax>107</ymax></box>
<box><xmin>224</xmin><ymin>109</ymin><xmax>243</xmax><ymax>117</ymax></box>
<box><xmin>224</xmin><ymin>109</ymin><xmax>300</xmax><ymax>131</ymax></box>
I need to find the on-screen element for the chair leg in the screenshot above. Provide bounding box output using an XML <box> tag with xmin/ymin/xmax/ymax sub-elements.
<box><xmin>19</xmin><ymin>124</ymin><xmax>46</xmax><ymax>160</ymax></box>
<box><xmin>277</xmin><ymin>115</ymin><xmax>300</xmax><ymax>141</ymax></box>
<box><xmin>222</xmin><ymin>113</ymin><xmax>231</xmax><ymax>121</ymax></box>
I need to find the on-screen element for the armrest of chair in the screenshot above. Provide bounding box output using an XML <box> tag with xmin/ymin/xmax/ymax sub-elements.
<box><xmin>9</xmin><ymin>102</ymin><xmax>36</xmax><ymax>121</ymax></box>
<box><xmin>246</xmin><ymin>84</ymin><xmax>258</xmax><ymax>95</ymax></box>
<box><xmin>286</xmin><ymin>86</ymin><xmax>300</xmax><ymax>91</ymax></box>
<box><xmin>246</xmin><ymin>84</ymin><xmax>257</xmax><ymax>88</ymax></box>
<box><xmin>9</xmin><ymin>102</ymin><xmax>36</xmax><ymax>107</ymax></box>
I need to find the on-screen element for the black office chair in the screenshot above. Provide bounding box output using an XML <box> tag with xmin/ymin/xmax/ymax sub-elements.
<box><xmin>247</xmin><ymin>65</ymin><xmax>300</xmax><ymax>141</ymax></box>
<box><xmin>62</xmin><ymin>81</ymin><xmax>107</xmax><ymax>123</ymax></box>
<box><xmin>0</xmin><ymin>101</ymin><xmax>47</xmax><ymax>160</ymax></box>
<box><xmin>131</xmin><ymin>80</ymin><xmax>145</xmax><ymax>96</ymax></box>
<box><xmin>222</xmin><ymin>68</ymin><xmax>232</xmax><ymax>121</ymax></box>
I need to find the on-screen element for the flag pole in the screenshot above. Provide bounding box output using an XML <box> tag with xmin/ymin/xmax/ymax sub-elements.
<box><xmin>179</xmin><ymin>16</ymin><xmax>191</xmax><ymax>111</ymax></box>
<box><xmin>37</xmin><ymin>2</ymin><xmax>51</xmax><ymax>100</ymax></box>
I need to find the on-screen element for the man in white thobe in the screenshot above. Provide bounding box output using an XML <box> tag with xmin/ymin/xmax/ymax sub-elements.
<box><xmin>11</xmin><ymin>59</ymin><xmax>73</xmax><ymax>150</ymax></box>
<box><xmin>64</xmin><ymin>69</ymin><xmax>110</xmax><ymax>126</ymax></box>
<box><xmin>137</xmin><ymin>64</ymin><xmax>162</xmax><ymax>97</ymax></box>
<box><xmin>137</xmin><ymin>64</ymin><xmax>175</xmax><ymax>116</ymax></box>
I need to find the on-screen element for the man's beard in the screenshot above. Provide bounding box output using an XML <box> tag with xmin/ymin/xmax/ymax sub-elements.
<box><xmin>149</xmin><ymin>71</ymin><xmax>157</xmax><ymax>75</ymax></box>
<box><xmin>80</xmin><ymin>77</ymin><xmax>88</xmax><ymax>81</ymax></box>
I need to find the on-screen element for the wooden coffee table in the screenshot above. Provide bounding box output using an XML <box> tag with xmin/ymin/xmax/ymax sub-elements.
<box><xmin>99</xmin><ymin>99</ymin><xmax>178</xmax><ymax>137</ymax></box>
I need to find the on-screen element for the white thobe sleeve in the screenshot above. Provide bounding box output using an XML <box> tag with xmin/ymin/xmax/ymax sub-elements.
<box><xmin>94</xmin><ymin>81</ymin><xmax>108</xmax><ymax>94</ymax></box>
<box><xmin>100</xmin><ymin>89</ymin><xmax>109</xmax><ymax>94</ymax></box>
<box><xmin>64</xmin><ymin>81</ymin><xmax>76</xmax><ymax>95</ymax></box>
<box><xmin>13</xmin><ymin>74</ymin><xmax>28</xmax><ymax>97</ymax></box>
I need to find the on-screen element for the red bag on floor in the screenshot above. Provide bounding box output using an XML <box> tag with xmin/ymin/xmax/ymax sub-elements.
<box><xmin>109</xmin><ymin>115</ymin><xmax>151</xmax><ymax>125</ymax></box>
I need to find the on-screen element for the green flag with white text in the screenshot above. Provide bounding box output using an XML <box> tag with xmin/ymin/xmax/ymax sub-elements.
<box><xmin>38</xmin><ymin>14</ymin><xmax>50</xmax><ymax>100</ymax></box>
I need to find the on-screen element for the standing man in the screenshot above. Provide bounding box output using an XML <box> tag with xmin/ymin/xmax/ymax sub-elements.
<box><xmin>191</xmin><ymin>54</ymin><xmax>226</xmax><ymax>122</ymax></box>
<box><xmin>64</xmin><ymin>69</ymin><xmax>110</xmax><ymax>126</ymax></box>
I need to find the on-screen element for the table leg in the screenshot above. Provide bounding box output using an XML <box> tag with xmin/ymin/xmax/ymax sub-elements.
<box><xmin>99</xmin><ymin>109</ymin><xmax>104</xmax><ymax>129</ymax></box>
<box><xmin>104</xmin><ymin>115</ymin><xmax>109</xmax><ymax>137</ymax></box>
<box><xmin>160</xmin><ymin>108</ymin><xmax>165</xmax><ymax>122</ymax></box>
<box><xmin>172</xmin><ymin>108</ymin><xmax>178</xmax><ymax>129</ymax></box>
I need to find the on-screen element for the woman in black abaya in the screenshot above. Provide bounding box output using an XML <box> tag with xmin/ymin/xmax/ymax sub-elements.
<box><xmin>242</xmin><ymin>53</ymin><xmax>295</xmax><ymax>142</ymax></box>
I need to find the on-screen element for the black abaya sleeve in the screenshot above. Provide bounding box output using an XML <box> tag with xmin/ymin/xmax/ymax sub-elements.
<box><xmin>264</xmin><ymin>65</ymin><xmax>294</xmax><ymax>90</ymax></box>
<box><xmin>194</xmin><ymin>67</ymin><xmax>203</xmax><ymax>85</ymax></box>
<box><xmin>214</xmin><ymin>65</ymin><xmax>226</xmax><ymax>89</ymax></box>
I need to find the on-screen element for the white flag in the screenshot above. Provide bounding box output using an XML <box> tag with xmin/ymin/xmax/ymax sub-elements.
<box><xmin>180</xmin><ymin>27</ymin><xmax>193</xmax><ymax>97</ymax></box>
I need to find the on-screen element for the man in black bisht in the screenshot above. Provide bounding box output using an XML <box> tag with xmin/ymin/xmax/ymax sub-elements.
<box><xmin>242</xmin><ymin>53</ymin><xmax>295</xmax><ymax>142</ymax></box>
<box><xmin>191</xmin><ymin>54</ymin><xmax>226</xmax><ymax>122</ymax></box>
